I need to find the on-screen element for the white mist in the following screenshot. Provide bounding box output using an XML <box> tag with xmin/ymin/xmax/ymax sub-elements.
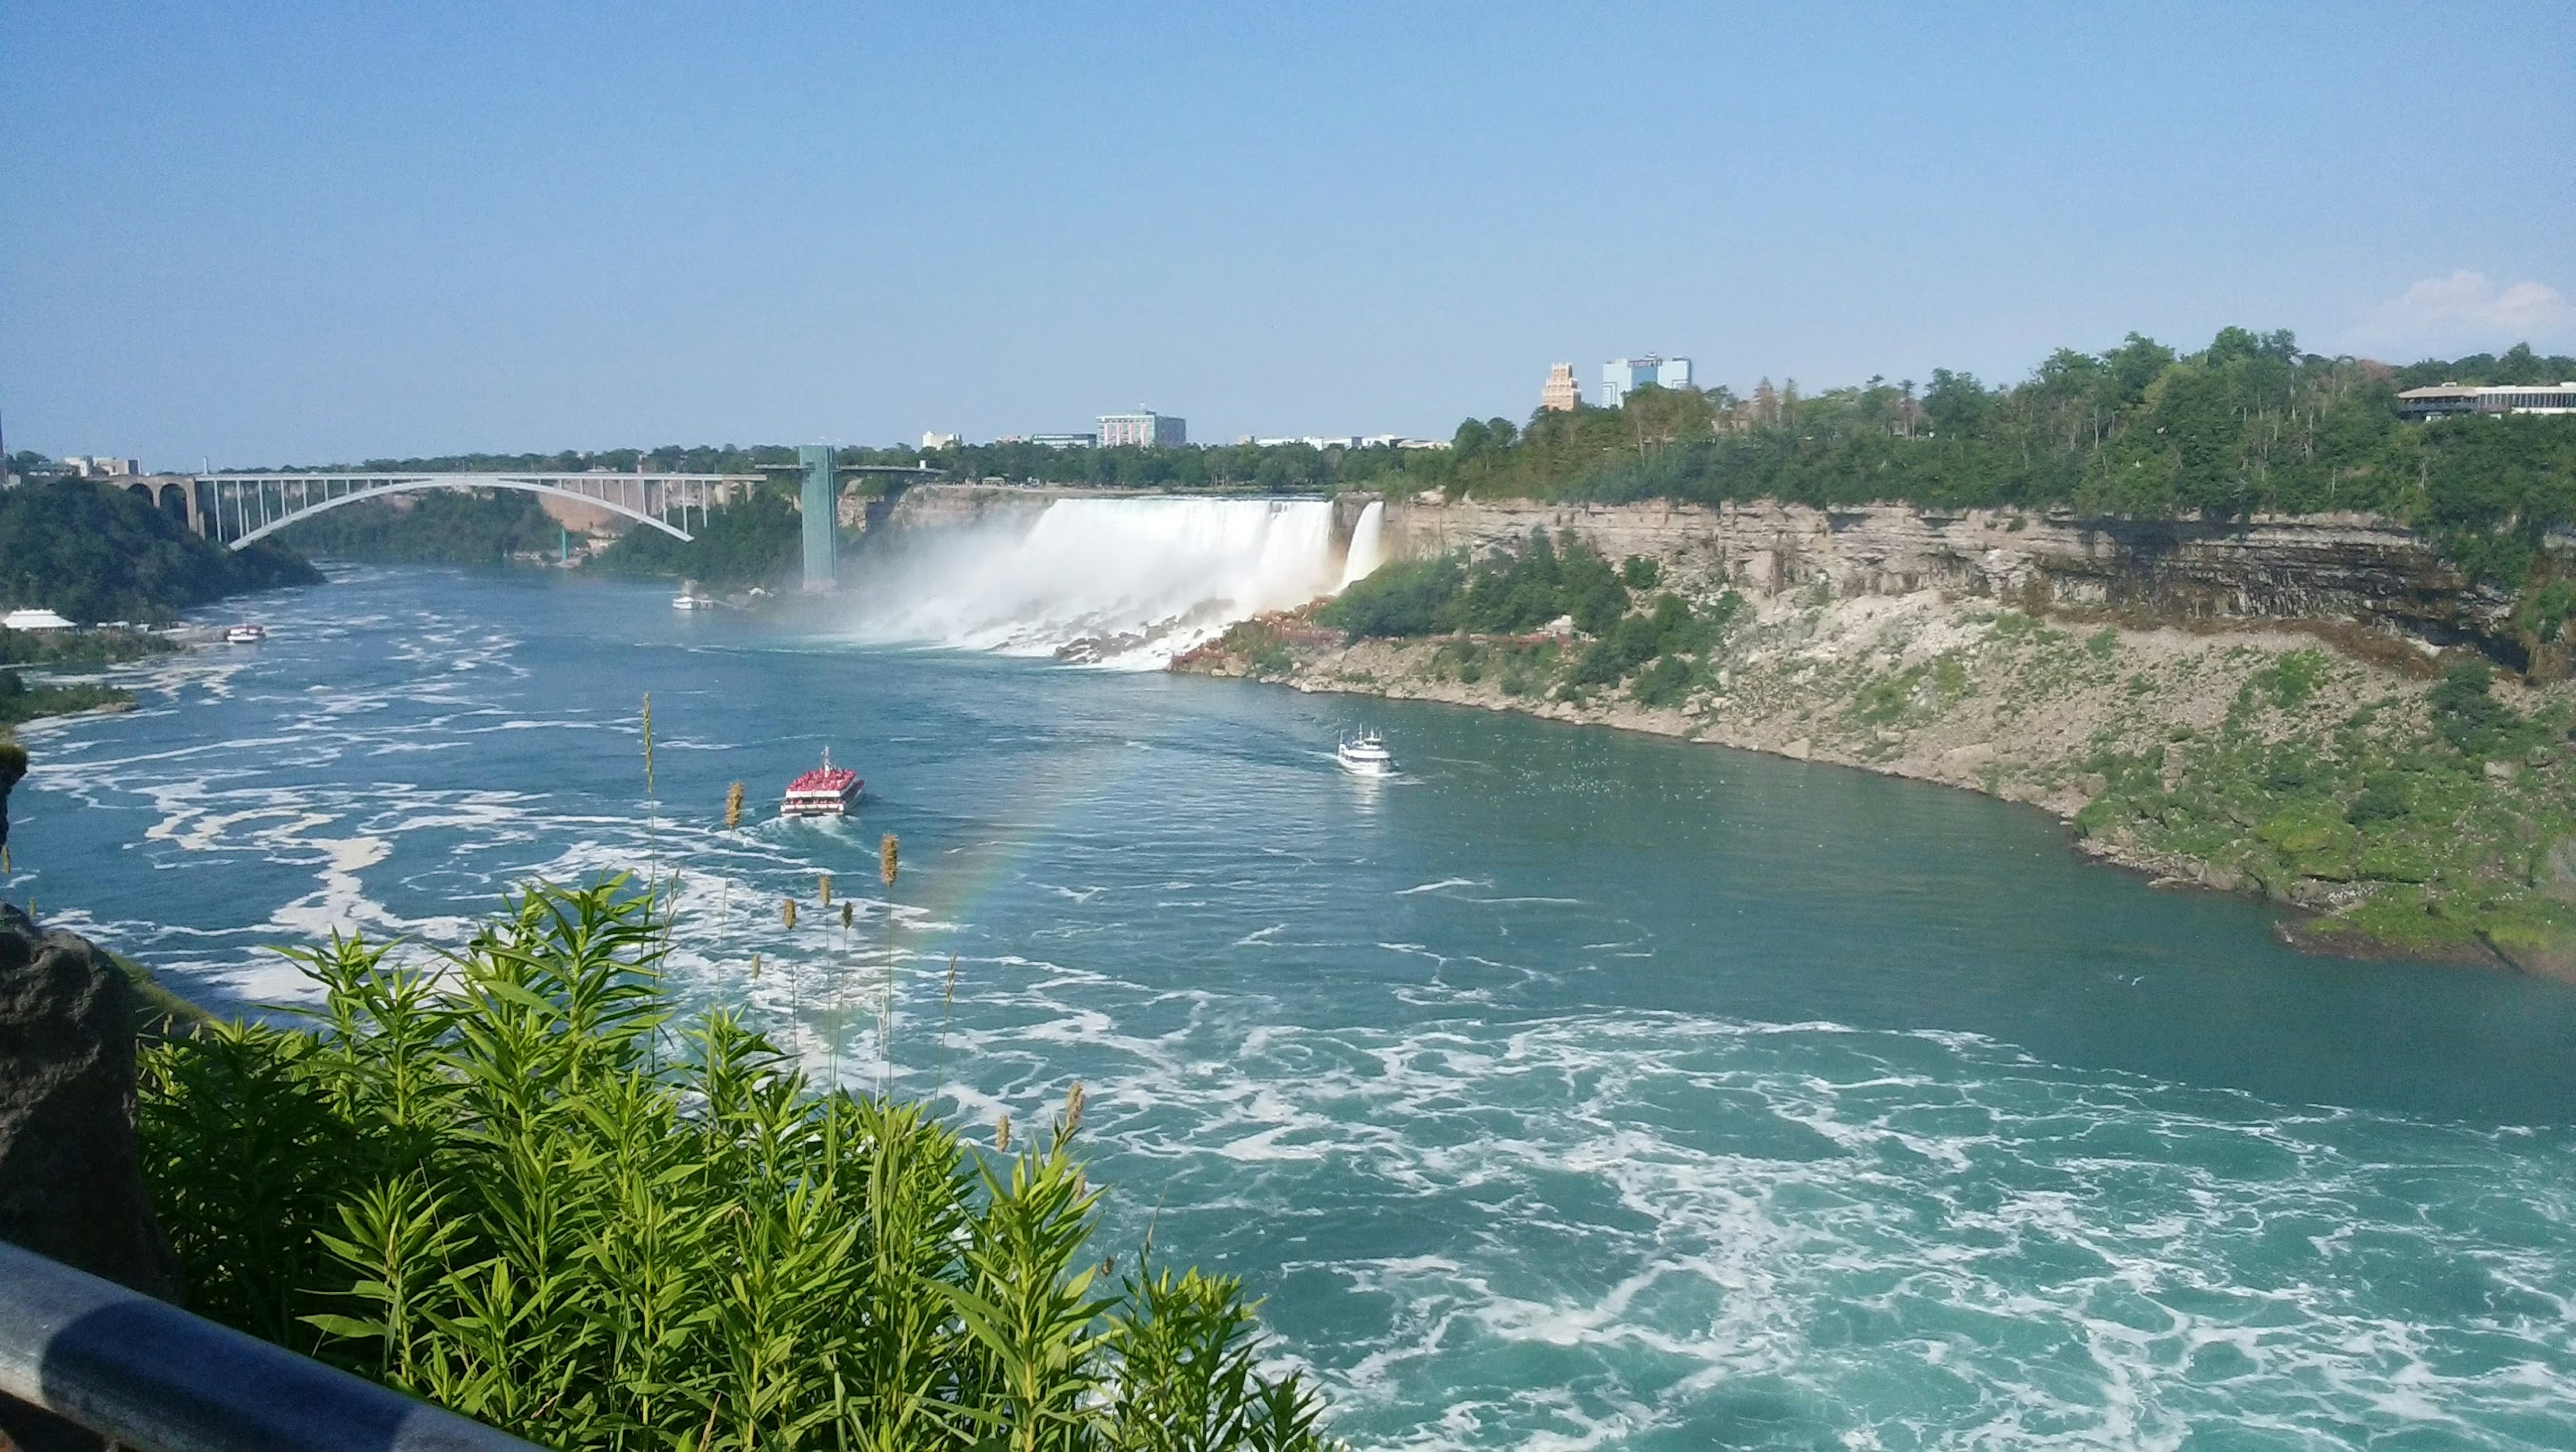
<box><xmin>845</xmin><ymin>496</ymin><xmax>1371</xmax><ymax>667</ymax></box>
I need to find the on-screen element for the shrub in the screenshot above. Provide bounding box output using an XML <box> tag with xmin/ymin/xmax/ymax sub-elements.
<box><xmin>2253</xmin><ymin>649</ymin><xmax>2330</xmax><ymax>710</ymax></box>
<box><xmin>2427</xmin><ymin>658</ymin><xmax>2518</xmax><ymax>757</ymax></box>
<box><xmin>2347</xmin><ymin>773</ymin><xmax>2410</xmax><ymax>824</ymax></box>
<box><xmin>138</xmin><ymin>879</ymin><xmax>1340</xmax><ymax>1452</ymax></box>
<box><xmin>1316</xmin><ymin>554</ymin><xmax>1464</xmax><ymax>638</ymax></box>
<box><xmin>1631</xmin><ymin>655</ymin><xmax>1695</xmax><ymax>708</ymax></box>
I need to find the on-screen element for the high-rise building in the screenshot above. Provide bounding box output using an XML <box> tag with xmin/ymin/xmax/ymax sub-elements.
<box><xmin>1540</xmin><ymin>363</ymin><xmax>1580</xmax><ymax>412</ymax></box>
<box><xmin>1600</xmin><ymin>355</ymin><xmax>1693</xmax><ymax>408</ymax></box>
<box><xmin>1099</xmin><ymin>411</ymin><xmax>1187</xmax><ymax>448</ymax></box>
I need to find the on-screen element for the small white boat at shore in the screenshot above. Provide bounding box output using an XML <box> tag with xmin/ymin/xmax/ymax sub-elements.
<box><xmin>223</xmin><ymin>622</ymin><xmax>266</xmax><ymax>644</ymax></box>
<box><xmin>672</xmin><ymin>580</ymin><xmax>712</xmax><ymax>610</ymax></box>
<box><xmin>1336</xmin><ymin>731</ymin><xmax>1394</xmax><ymax>776</ymax></box>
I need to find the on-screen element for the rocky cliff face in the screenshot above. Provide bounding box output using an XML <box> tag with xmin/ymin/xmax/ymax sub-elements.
<box><xmin>0</xmin><ymin>903</ymin><xmax>177</xmax><ymax>1300</ymax></box>
<box><xmin>0</xmin><ymin>741</ymin><xmax>24</xmax><ymax>857</ymax></box>
<box><xmin>1383</xmin><ymin>499</ymin><xmax>2519</xmax><ymax>658</ymax></box>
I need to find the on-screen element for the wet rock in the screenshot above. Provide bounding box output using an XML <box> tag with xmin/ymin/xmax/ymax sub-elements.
<box><xmin>0</xmin><ymin>739</ymin><xmax>24</xmax><ymax>857</ymax></box>
<box><xmin>2480</xmin><ymin>923</ymin><xmax>2576</xmax><ymax>984</ymax></box>
<box><xmin>0</xmin><ymin>903</ymin><xmax>178</xmax><ymax>1300</ymax></box>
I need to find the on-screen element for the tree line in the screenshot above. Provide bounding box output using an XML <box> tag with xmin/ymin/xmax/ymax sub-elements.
<box><xmin>0</xmin><ymin>477</ymin><xmax>317</xmax><ymax>624</ymax></box>
<box><xmin>1395</xmin><ymin>333</ymin><xmax>2576</xmax><ymax>592</ymax></box>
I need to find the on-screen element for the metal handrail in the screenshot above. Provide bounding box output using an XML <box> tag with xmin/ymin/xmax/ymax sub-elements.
<box><xmin>0</xmin><ymin>1240</ymin><xmax>537</xmax><ymax>1452</ymax></box>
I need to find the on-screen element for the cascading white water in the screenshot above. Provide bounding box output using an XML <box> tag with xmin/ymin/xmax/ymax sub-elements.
<box><xmin>1337</xmin><ymin>499</ymin><xmax>1385</xmax><ymax>588</ymax></box>
<box><xmin>847</xmin><ymin>496</ymin><xmax>1371</xmax><ymax>668</ymax></box>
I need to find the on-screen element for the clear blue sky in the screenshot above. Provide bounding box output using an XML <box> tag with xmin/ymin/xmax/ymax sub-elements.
<box><xmin>5</xmin><ymin>3</ymin><xmax>2570</xmax><ymax>468</ymax></box>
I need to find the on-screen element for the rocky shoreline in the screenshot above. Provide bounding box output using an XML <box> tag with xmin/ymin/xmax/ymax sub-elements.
<box><xmin>1172</xmin><ymin>504</ymin><xmax>2576</xmax><ymax>983</ymax></box>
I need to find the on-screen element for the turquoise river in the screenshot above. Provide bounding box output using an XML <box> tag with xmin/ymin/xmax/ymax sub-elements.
<box><xmin>11</xmin><ymin>566</ymin><xmax>2576</xmax><ymax>1449</ymax></box>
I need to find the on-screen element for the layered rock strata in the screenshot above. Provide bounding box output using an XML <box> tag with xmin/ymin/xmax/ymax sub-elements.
<box><xmin>1379</xmin><ymin>499</ymin><xmax>2514</xmax><ymax>655</ymax></box>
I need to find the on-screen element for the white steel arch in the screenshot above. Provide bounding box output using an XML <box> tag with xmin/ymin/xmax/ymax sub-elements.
<box><xmin>195</xmin><ymin>473</ymin><xmax>761</xmax><ymax>550</ymax></box>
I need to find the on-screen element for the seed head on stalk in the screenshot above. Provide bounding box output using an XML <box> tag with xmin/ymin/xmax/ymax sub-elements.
<box><xmin>878</xmin><ymin>834</ymin><xmax>900</xmax><ymax>1091</ymax></box>
<box><xmin>640</xmin><ymin>693</ymin><xmax>658</xmax><ymax>885</ymax></box>
<box><xmin>819</xmin><ymin>873</ymin><xmax>833</xmax><ymax>907</ymax></box>
<box><xmin>841</xmin><ymin>901</ymin><xmax>854</xmax><ymax>930</ymax></box>
<box><xmin>995</xmin><ymin>1114</ymin><xmax>1012</xmax><ymax>1152</ymax></box>
<box><xmin>783</xmin><ymin>898</ymin><xmax>798</xmax><ymax>930</ymax></box>
<box><xmin>1064</xmin><ymin>1079</ymin><xmax>1085</xmax><ymax>1139</ymax></box>
<box><xmin>716</xmin><ymin>783</ymin><xmax>744</xmax><ymax>946</ymax></box>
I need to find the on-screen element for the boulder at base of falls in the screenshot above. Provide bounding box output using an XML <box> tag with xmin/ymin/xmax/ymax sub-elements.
<box><xmin>0</xmin><ymin>903</ymin><xmax>178</xmax><ymax>1299</ymax></box>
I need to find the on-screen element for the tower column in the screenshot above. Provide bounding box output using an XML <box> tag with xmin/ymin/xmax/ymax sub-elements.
<box><xmin>799</xmin><ymin>444</ymin><xmax>837</xmax><ymax>593</ymax></box>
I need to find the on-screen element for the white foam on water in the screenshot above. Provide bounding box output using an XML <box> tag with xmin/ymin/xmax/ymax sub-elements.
<box><xmin>18</xmin><ymin>566</ymin><xmax>2576</xmax><ymax>1450</ymax></box>
<box><xmin>847</xmin><ymin>496</ymin><xmax>1361</xmax><ymax>667</ymax></box>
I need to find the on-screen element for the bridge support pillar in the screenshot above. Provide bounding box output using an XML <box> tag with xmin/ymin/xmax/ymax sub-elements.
<box><xmin>800</xmin><ymin>445</ymin><xmax>837</xmax><ymax>593</ymax></box>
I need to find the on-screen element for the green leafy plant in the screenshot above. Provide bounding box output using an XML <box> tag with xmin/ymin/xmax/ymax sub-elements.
<box><xmin>2427</xmin><ymin>657</ymin><xmax>2520</xmax><ymax>757</ymax></box>
<box><xmin>137</xmin><ymin>878</ymin><xmax>1342</xmax><ymax>1452</ymax></box>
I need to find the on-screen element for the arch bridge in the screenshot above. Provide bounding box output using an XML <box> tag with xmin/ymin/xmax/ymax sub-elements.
<box><xmin>189</xmin><ymin>471</ymin><xmax>763</xmax><ymax>549</ymax></box>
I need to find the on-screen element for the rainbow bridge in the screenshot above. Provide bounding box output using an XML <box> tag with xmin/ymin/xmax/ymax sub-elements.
<box><xmin>184</xmin><ymin>471</ymin><xmax>763</xmax><ymax>549</ymax></box>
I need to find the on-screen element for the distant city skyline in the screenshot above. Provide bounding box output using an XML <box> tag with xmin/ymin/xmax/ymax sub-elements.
<box><xmin>2</xmin><ymin>3</ymin><xmax>2569</xmax><ymax>468</ymax></box>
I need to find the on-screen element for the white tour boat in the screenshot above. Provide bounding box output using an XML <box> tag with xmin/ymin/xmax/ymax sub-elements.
<box><xmin>780</xmin><ymin>747</ymin><xmax>864</xmax><ymax>818</ymax></box>
<box><xmin>223</xmin><ymin>622</ymin><xmax>267</xmax><ymax>644</ymax></box>
<box><xmin>1336</xmin><ymin>731</ymin><xmax>1395</xmax><ymax>776</ymax></box>
<box><xmin>672</xmin><ymin>580</ymin><xmax>712</xmax><ymax>610</ymax></box>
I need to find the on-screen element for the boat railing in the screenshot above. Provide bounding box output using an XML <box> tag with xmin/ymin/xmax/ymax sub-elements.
<box><xmin>0</xmin><ymin>1239</ymin><xmax>536</xmax><ymax>1452</ymax></box>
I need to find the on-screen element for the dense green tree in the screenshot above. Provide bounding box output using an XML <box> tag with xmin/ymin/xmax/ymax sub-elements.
<box><xmin>0</xmin><ymin>478</ymin><xmax>317</xmax><ymax>623</ymax></box>
<box><xmin>273</xmin><ymin>488</ymin><xmax>561</xmax><ymax>563</ymax></box>
<box><xmin>1399</xmin><ymin>332</ymin><xmax>2575</xmax><ymax>592</ymax></box>
<box><xmin>586</xmin><ymin>485</ymin><xmax>806</xmax><ymax>588</ymax></box>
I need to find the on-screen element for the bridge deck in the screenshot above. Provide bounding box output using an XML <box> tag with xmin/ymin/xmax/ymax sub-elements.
<box><xmin>189</xmin><ymin>472</ymin><xmax>765</xmax><ymax>549</ymax></box>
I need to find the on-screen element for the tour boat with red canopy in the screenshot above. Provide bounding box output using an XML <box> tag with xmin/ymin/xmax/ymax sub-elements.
<box><xmin>781</xmin><ymin>748</ymin><xmax>863</xmax><ymax>818</ymax></box>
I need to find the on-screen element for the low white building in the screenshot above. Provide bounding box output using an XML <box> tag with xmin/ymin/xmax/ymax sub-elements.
<box><xmin>3</xmin><ymin>608</ymin><xmax>74</xmax><ymax>632</ymax></box>
<box><xmin>2398</xmin><ymin>383</ymin><xmax>2576</xmax><ymax>420</ymax></box>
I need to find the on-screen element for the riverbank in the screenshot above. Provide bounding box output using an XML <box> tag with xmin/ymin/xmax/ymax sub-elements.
<box><xmin>0</xmin><ymin>627</ymin><xmax>193</xmax><ymax>734</ymax></box>
<box><xmin>1180</xmin><ymin>562</ymin><xmax>2576</xmax><ymax>980</ymax></box>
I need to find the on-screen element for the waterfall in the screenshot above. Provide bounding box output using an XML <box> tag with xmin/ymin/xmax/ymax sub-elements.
<box><xmin>1338</xmin><ymin>499</ymin><xmax>1386</xmax><ymax>588</ymax></box>
<box><xmin>847</xmin><ymin>496</ymin><xmax>1370</xmax><ymax>667</ymax></box>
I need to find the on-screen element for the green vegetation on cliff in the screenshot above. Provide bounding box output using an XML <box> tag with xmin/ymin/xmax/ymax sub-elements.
<box><xmin>273</xmin><ymin>488</ymin><xmax>561</xmax><ymax>563</ymax></box>
<box><xmin>2075</xmin><ymin>655</ymin><xmax>2576</xmax><ymax>970</ymax></box>
<box><xmin>1316</xmin><ymin>530</ymin><xmax>1741</xmax><ymax>707</ymax></box>
<box><xmin>0</xmin><ymin>668</ymin><xmax>129</xmax><ymax>731</ymax></box>
<box><xmin>139</xmin><ymin>878</ymin><xmax>1340</xmax><ymax>1451</ymax></box>
<box><xmin>587</xmin><ymin>484</ymin><xmax>806</xmax><ymax>587</ymax></box>
<box><xmin>0</xmin><ymin>626</ymin><xmax>178</xmax><ymax>669</ymax></box>
<box><xmin>0</xmin><ymin>478</ymin><xmax>319</xmax><ymax>624</ymax></box>
<box><xmin>1403</xmin><ymin>334</ymin><xmax>2576</xmax><ymax>590</ymax></box>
